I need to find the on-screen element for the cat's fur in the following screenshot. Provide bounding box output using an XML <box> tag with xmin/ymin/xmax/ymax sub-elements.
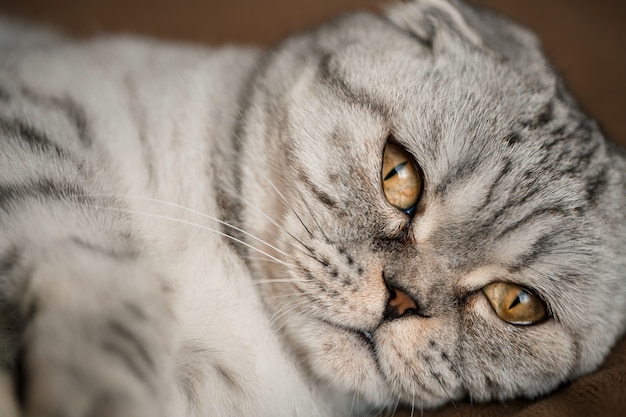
<box><xmin>0</xmin><ymin>0</ymin><xmax>625</xmax><ymax>416</ymax></box>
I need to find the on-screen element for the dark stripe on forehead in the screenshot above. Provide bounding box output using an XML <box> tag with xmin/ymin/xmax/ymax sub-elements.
<box><xmin>508</xmin><ymin>233</ymin><xmax>554</xmax><ymax>272</ymax></box>
<box><xmin>316</xmin><ymin>52</ymin><xmax>389</xmax><ymax>120</ymax></box>
<box><xmin>495</xmin><ymin>206</ymin><xmax>568</xmax><ymax>241</ymax></box>
<box><xmin>435</xmin><ymin>152</ymin><xmax>482</xmax><ymax>197</ymax></box>
<box><xmin>477</xmin><ymin>159</ymin><xmax>512</xmax><ymax>212</ymax></box>
<box><xmin>481</xmin><ymin>194</ymin><xmax>531</xmax><ymax>232</ymax></box>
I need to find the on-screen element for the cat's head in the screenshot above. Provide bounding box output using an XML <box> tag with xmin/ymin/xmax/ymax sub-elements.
<box><xmin>237</xmin><ymin>0</ymin><xmax>626</xmax><ymax>409</ymax></box>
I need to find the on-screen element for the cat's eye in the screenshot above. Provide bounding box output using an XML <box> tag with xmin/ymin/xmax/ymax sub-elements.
<box><xmin>382</xmin><ymin>142</ymin><xmax>422</xmax><ymax>214</ymax></box>
<box><xmin>482</xmin><ymin>282</ymin><xmax>547</xmax><ymax>325</ymax></box>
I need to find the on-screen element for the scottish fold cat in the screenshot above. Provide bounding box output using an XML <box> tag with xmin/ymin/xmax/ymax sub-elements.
<box><xmin>0</xmin><ymin>0</ymin><xmax>624</xmax><ymax>416</ymax></box>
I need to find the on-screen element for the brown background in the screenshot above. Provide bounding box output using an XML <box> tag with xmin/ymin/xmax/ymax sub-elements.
<box><xmin>0</xmin><ymin>1</ymin><xmax>624</xmax><ymax>416</ymax></box>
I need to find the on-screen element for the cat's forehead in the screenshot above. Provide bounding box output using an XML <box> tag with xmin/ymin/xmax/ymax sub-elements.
<box><xmin>318</xmin><ymin>23</ymin><xmax>538</xmax><ymax>123</ymax></box>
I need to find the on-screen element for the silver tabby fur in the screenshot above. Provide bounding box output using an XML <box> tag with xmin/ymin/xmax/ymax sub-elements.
<box><xmin>0</xmin><ymin>0</ymin><xmax>625</xmax><ymax>416</ymax></box>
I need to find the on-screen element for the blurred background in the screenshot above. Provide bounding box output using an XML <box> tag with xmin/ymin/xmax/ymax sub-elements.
<box><xmin>0</xmin><ymin>0</ymin><xmax>624</xmax><ymax>145</ymax></box>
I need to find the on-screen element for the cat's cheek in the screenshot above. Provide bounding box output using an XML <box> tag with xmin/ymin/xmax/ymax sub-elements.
<box><xmin>374</xmin><ymin>318</ymin><xmax>464</xmax><ymax>407</ymax></box>
<box><xmin>287</xmin><ymin>247</ymin><xmax>388</xmax><ymax>330</ymax></box>
<box><xmin>461</xmin><ymin>296</ymin><xmax>577</xmax><ymax>401</ymax></box>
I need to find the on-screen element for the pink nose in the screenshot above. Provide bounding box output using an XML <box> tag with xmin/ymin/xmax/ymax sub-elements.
<box><xmin>384</xmin><ymin>286</ymin><xmax>418</xmax><ymax>320</ymax></box>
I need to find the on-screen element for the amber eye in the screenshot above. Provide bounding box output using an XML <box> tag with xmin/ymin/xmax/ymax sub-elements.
<box><xmin>482</xmin><ymin>282</ymin><xmax>547</xmax><ymax>325</ymax></box>
<box><xmin>382</xmin><ymin>142</ymin><xmax>422</xmax><ymax>213</ymax></box>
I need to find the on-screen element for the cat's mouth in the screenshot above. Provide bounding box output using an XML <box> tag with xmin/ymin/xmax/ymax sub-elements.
<box><xmin>317</xmin><ymin>317</ymin><xmax>380</xmax><ymax>355</ymax></box>
<box><xmin>353</xmin><ymin>328</ymin><xmax>381</xmax><ymax>361</ymax></box>
<box><xmin>359</xmin><ymin>330</ymin><xmax>375</xmax><ymax>347</ymax></box>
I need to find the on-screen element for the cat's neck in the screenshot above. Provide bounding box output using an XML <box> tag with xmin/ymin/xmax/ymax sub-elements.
<box><xmin>211</xmin><ymin>47</ymin><xmax>266</xmax><ymax>249</ymax></box>
<box><xmin>224</xmin><ymin>44</ymin><xmax>303</xmax><ymax>279</ymax></box>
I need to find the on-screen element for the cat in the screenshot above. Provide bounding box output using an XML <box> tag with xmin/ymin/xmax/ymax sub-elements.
<box><xmin>0</xmin><ymin>0</ymin><xmax>625</xmax><ymax>416</ymax></box>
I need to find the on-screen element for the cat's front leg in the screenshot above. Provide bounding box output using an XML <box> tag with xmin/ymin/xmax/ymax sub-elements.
<box><xmin>2</xmin><ymin>239</ymin><xmax>176</xmax><ymax>417</ymax></box>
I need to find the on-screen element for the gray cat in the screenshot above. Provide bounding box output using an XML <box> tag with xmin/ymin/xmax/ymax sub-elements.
<box><xmin>0</xmin><ymin>0</ymin><xmax>624</xmax><ymax>416</ymax></box>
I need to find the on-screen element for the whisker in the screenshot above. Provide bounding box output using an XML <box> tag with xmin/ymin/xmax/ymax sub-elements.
<box><xmin>390</xmin><ymin>398</ymin><xmax>401</xmax><ymax>417</ymax></box>
<box><xmin>350</xmin><ymin>385</ymin><xmax>359</xmax><ymax>416</ymax></box>
<box><xmin>71</xmin><ymin>193</ymin><xmax>291</xmax><ymax>259</ymax></box>
<box><xmin>290</xmin><ymin>240</ymin><xmax>327</xmax><ymax>266</ymax></box>
<box><xmin>381</xmin><ymin>382</ymin><xmax>399</xmax><ymax>417</ymax></box>
<box><xmin>428</xmin><ymin>364</ymin><xmax>456</xmax><ymax>409</ymax></box>
<box><xmin>293</xmin><ymin>186</ymin><xmax>331</xmax><ymax>243</ymax></box>
<box><xmin>260</xmin><ymin>175</ymin><xmax>314</xmax><ymax>238</ymax></box>
<box><xmin>236</xmin><ymin>191</ymin><xmax>316</xmax><ymax>256</ymax></box>
<box><xmin>268</xmin><ymin>299</ymin><xmax>310</xmax><ymax>329</ymax></box>
<box><xmin>243</xmin><ymin>256</ymin><xmax>290</xmax><ymax>266</ymax></box>
<box><xmin>76</xmin><ymin>202</ymin><xmax>292</xmax><ymax>267</ymax></box>
<box><xmin>251</xmin><ymin>278</ymin><xmax>308</xmax><ymax>285</ymax></box>
<box><xmin>262</xmin><ymin>291</ymin><xmax>304</xmax><ymax>300</ymax></box>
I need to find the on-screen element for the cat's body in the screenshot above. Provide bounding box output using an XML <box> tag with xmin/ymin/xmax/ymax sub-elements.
<box><xmin>1</xmin><ymin>1</ymin><xmax>625</xmax><ymax>416</ymax></box>
<box><xmin>0</xmin><ymin>25</ymin><xmax>328</xmax><ymax>417</ymax></box>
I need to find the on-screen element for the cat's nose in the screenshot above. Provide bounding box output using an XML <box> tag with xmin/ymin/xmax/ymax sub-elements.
<box><xmin>384</xmin><ymin>285</ymin><xmax>418</xmax><ymax>320</ymax></box>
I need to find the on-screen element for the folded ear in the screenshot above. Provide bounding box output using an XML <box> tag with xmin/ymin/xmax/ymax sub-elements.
<box><xmin>385</xmin><ymin>0</ymin><xmax>483</xmax><ymax>49</ymax></box>
<box><xmin>386</xmin><ymin>0</ymin><xmax>559</xmax><ymax>91</ymax></box>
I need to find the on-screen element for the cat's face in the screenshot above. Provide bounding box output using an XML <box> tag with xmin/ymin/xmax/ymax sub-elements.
<box><xmin>239</xmin><ymin>0</ymin><xmax>626</xmax><ymax>409</ymax></box>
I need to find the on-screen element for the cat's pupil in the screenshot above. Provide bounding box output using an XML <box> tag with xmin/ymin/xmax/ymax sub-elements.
<box><xmin>508</xmin><ymin>291</ymin><xmax>530</xmax><ymax>311</ymax></box>
<box><xmin>384</xmin><ymin>161</ymin><xmax>408</xmax><ymax>181</ymax></box>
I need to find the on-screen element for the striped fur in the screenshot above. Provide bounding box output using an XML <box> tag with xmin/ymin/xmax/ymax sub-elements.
<box><xmin>0</xmin><ymin>1</ymin><xmax>625</xmax><ymax>416</ymax></box>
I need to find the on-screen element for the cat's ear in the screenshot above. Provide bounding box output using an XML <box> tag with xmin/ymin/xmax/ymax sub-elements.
<box><xmin>385</xmin><ymin>0</ymin><xmax>483</xmax><ymax>50</ymax></box>
<box><xmin>386</xmin><ymin>0</ymin><xmax>557</xmax><ymax>90</ymax></box>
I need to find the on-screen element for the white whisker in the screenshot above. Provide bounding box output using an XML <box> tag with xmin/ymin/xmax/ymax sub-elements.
<box><xmin>251</xmin><ymin>278</ymin><xmax>308</xmax><ymax>285</ymax></box>
<box><xmin>268</xmin><ymin>299</ymin><xmax>309</xmax><ymax>329</ymax></box>
<box><xmin>292</xmin><ymin>186</ymin><xmax>331</xmax><ymax>242</ymax></box>
<box><xmin>260</xmin><ymin>175</ymin><xmax>314</xmax><ymax>238</ymax></box>
<box><xmin>428</xmin><ymin>363</ymin><xmax>456</xmax><ymax>409</ymax></box>
<box><xmin>349</xmin><ymin>379</ymin><xmax>361</xmax><ymax>416</ymax></box>
<box><xmin>71</xmin><ymin>193</ymin><xmax>290</xmax><ymax>259</ymax></box>
<box><xmin>76</xmin><ymin>202</ymin><xmax>291</xmax><ymax>267</ymax></box>
<box><xmin>243</xmin><ymin>256</ymin><xmax>290</xmax><ymax>266</ymax></box>
<box><xmin>245</xmin><ymin>201</ymin><xmax>314</xmax><ymax>254</ymax></box>
<box><xmin>262</xmin><ymin>292</ymin><xmax>303</xmax><ymax>300</ymax></box>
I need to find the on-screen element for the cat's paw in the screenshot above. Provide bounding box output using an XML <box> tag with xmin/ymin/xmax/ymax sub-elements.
<box><xmin>15</xmin><ymin>308</ymin><xmax>173</xmax><ymax>417</ymax></box>
<box><xmin>7</xmin><ymin>241</ymin><xmax>177</xmax><ymax>417</ymax></box>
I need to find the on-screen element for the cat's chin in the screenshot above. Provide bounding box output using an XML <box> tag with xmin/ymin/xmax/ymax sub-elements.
<box><xmin>284</xmin><ymin>314</ymin><xmax>392</xmax><ymax>407</ymax></box>
<box><xmin>280</xmin><ymin>311</ymin><xmax>463</xmax><ymax>411</ymax></box>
